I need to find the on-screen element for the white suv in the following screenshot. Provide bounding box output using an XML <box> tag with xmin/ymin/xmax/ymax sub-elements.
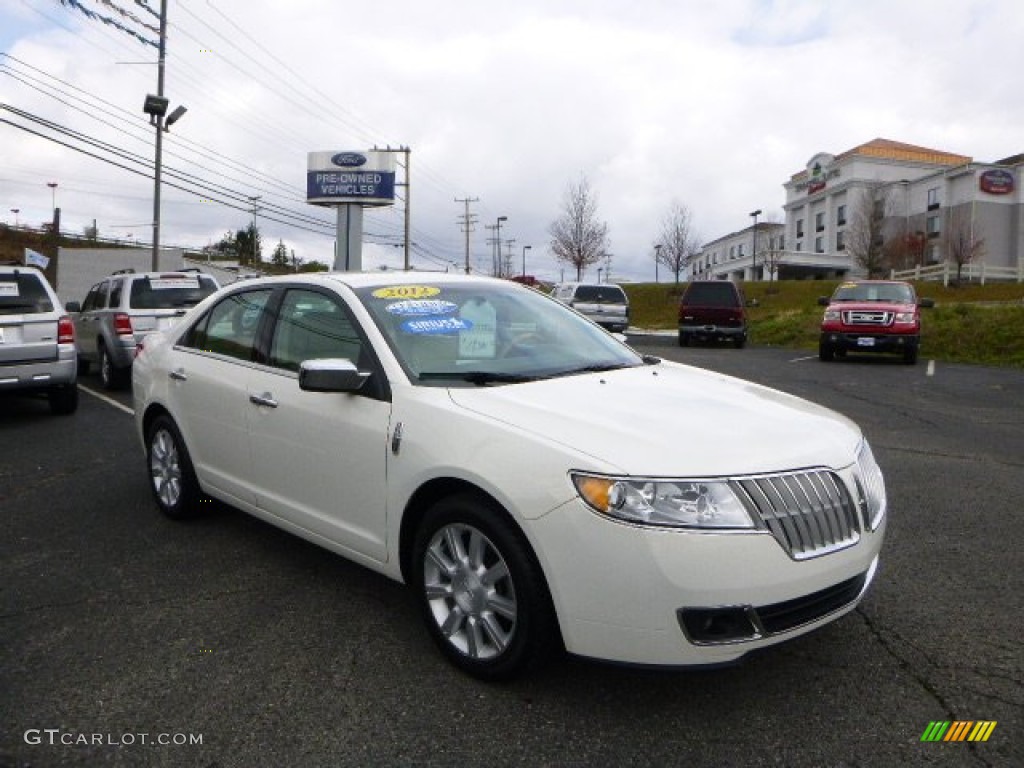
<box><xmin>0</xmin><ymin>265</ymin><xmax>78</xmax><ymax>414</ymax></box>
<box><xmin>551</xmin><ymin>282</ymin><xmax>630</xmax><ymax>332</ymax></box>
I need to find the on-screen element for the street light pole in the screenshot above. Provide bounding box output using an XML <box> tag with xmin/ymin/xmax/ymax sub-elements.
<box><xmin>749</xmin><ymin>209</ymin><xmax>762</xmax><ymax>281</ymax></box>
<box><xmin>654</xmin><ymin>243</ymin><xmax>662</xmax><ymax>283</ymax></box>
<box><xmin>521</xmin><ymin>244</ymin><xmax>531</xmax><ymax>277</ymax></box>
<box><xmin>11</xmin><ymin>208</ymin><xmax>20</xmax><ymax>227</ymax></box>
<box><xmin>494</xmin><ymin>216</ymin><xmax>507</xmax><ymax>277</ymax></box>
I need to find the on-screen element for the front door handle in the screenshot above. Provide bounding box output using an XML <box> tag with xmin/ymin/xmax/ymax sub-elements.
<box><xmin>249</xmin><ymin>392</ymin><xmax>279</xmax><ymax>408</ymax></box>
<box><xmin>169</xmin><ymin>368</ymin><xmax>187</xmax><ymax>381</ymax></box>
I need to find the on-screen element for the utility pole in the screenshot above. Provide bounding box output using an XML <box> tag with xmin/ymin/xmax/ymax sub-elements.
<box><xmin>373</xmin><ymin>145</ymin><xmax>412</xmax><ymax>269</ymax></box>
<box><xmin>150</xmin><ymin>0</ymin><xmax>167</xmax><ymax>271</ymax></box>
<box><xmin>503</xmin><ymin>238</ymin><xmax>517</xmax><ymax>278</ymax></box>
<box><xmin>455</xmin><ymin>196</ymin><xmax>479</xmax><ymax>274</ymax></box>
<box><xmin>485</xmin><ymin>223</ymin><xmax>500</xmax><ymax>276</ymax></box>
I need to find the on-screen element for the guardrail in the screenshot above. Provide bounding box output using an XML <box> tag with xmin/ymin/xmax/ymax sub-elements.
<box><xmin>890</xmin><ymin>261</ymin><xmax>1024</xmax><ymax>285</ymax></box>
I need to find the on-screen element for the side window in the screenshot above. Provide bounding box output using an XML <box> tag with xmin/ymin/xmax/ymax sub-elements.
<box><xmin>108</xmin><ymin>279</ymin><xmax>124</xmax><ymax>309</ymax></box>
<box><xmin>183</xmin><ymin>289</ymin><xmax>273</xmax><ymax>362</ymax></box>
<box><xmin>83</xmin><ymin>282</ymin><xmax>107</xmax><ymax>311</ymax></box>
<box><xmin>268</xmin><ymin>289</ymin><xmax>364</xmax><ymax>372</ymax></box>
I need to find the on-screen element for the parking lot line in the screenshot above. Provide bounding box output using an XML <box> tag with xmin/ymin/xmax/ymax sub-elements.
<box><xmin>80</xmin><ymin>384</ymin><xmax>134</xmax><ymax>416</ymax></box>
<box><xmin>788</xmin><ymin>355</ymin><xmax>818</xmax><ymax>363</ymax></box>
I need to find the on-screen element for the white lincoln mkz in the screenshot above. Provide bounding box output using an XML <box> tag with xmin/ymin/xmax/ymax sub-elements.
<box><xmin>133</xmin><ymin>272</ymin><xmax>886</xmax><ymax>680</ymax></box>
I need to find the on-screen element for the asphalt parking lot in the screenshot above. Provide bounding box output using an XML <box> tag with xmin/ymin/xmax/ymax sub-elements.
<box><xmin>2</xmin><ymin>344</ymin><xmax>1022</xmax><ymax>767</ymax></box>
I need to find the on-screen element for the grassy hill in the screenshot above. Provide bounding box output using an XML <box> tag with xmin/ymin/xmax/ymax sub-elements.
<box><xmin>623</xmin><ymin>280</ymin><xmax>1024</xmax><ymax>368</ymax></box>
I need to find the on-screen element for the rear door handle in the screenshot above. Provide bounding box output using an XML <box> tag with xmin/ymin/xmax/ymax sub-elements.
<box><xmin>169</xmin><ymin>368</ymin><xmax>187</xmax><ymax>381</ymax></box>
<box><xmin>249</xmin><ymin>392</ymin><xmax>278</xmax><ymax>408</ymax></box>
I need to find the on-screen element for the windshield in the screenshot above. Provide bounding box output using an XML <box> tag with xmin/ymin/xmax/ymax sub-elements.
<box><xmin>0</xmin><ymin>271</ymin><xmax>54</xmax><ymax>315</ymax></box>
<box><xmin>832</xmin><ymin>282</ymin><xmax>915</xmax><ymax>303</ymax></box>
<box><xmin>130</xmin><ymin>275</ymin><xmax>219</xmax><ymax>310</ymax></box>
<box><xmin>354</xmin><ymin>280</ymin><xmax>642</xmax><ymax>386</ymax></box>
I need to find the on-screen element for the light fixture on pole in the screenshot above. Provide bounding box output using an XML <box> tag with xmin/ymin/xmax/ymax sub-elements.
<box><xmin>521</xmin><ymin>245</ymin><xmax>531</xmax><ymax>277</ymax></box>
<box><xmin>46</xmin><ymin>182</ymin><xmax>58</xmax><ymax>213</ymax></box>
<box><xmin>749</xmin><ymin>209</ymin><xmax>762</xmax><ymax>280</ymax></box>
<box><xmin>597</xmin><ymin>267</ymin><xmax>603</xmax><ymax>284</ymax></box>
<box><xmin>10</xmin><ymin>208</ymin><xmax>19</xmax><ymax>227</ymax></box>
<box><xmin>494</xmin><ymin>216</ymin><xmax>507</xmax><ymax>277</ymax></box>
<box><xmin>654</xmin><ymin>243</ymin><xmax>662</xmax><ymax>283</ymax></box>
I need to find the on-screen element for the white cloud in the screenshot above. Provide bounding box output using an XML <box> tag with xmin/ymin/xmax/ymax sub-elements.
<box><xmin>1</xmin><ymin>0</ymin><xmax>1021</xmax><ymax>281</ymax></box>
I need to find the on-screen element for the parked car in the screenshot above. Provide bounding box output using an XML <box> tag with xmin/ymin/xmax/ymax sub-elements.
<box><xmin>67</xmin><ymin>269</ymin><xmax>219</xmax><ymax>389</ymax></box>
<box><xmin>551</xmin><ymin>282</ymin><xmax>630</xmax><ymax>332</ymax></box>
<box><xmin>678</xmin><ymin>280</ymin><xmax>749</xmax><ymax>347</ymax></box>
<box><xmin>134</xmin><ymin>273</ymin><xmax>886</xmax><ymax>680</ymax></box>
<box><xmin>818</xmin><ymin>280</ymin><xmax>934</xmax><ymax>364</ymax></box>
<box><xmin>0</xmin><ymin>265</ymin><xmax>78</xmax><ymax>414</ymax></box>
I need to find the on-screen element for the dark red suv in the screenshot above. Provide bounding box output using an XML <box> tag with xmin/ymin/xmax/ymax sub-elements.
<box><xmin>818</xmin><ymin>280</ymin><xmax>933</xmax><ymax>365</ymax></box>
<box><xmin>678</xmin><ymin>281</ymin><xmax>748</xmax><ymax>348</ymax></box>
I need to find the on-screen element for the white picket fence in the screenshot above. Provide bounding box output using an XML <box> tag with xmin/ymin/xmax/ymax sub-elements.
<box><xmin>890</xmin><ymin>261</ymin><xmax>1024</xmax><ymax>286</ymax></box>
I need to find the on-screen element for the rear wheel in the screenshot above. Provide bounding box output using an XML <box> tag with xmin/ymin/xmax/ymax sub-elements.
<box><xmin>411</xmin><ymin>493</ymin><xmax>561</xmax><ymax>681</ymax></box>
<box><xmin>819</xmin><ymin>341</ymin><xmax>834</xmax><ymax>362</ymax></box>
<box><xmin>98</xmin><ymin>343</ymin><xmax>126</xmax><ymax>390</ymax></box>
<box><xmin>678</xmin><ymin>331</ymin><xmax>689</xmax><ymax>347</ymax></box>
<box><xmin>146</xmin><ymin>415</ymin><xmax>202</xmax><ymax>519</ymax></box>
<box><xmin>48</xmin><ymin>383</ymin><xmax>78</xmax><ymax>415</ymax></box>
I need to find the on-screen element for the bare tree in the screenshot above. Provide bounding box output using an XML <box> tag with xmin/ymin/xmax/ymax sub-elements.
<box><xmin>655</xmin><ymin>201</ymin><xmax>701</xmax><ymax>285</ymax></box>
<box><xmin>548</xmin><ymin>175</ymin><xmax>609</xmax><ymax>281</ymax></box>
<box><xmin>944</xmin><ymin>206</ymin><xmax>985</xmax><ymax>283</ymax></box>
<box><xmin>846</xmin><ymin>182</ymin><xmax>890</xmax><ymax>277</ymax></box>
<box><xmin>757</xmin><ymin>219</ymin><xmax>785</xmax><ymax>283</ymax></box>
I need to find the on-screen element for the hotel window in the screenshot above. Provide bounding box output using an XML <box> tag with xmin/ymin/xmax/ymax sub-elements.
<box><xmin>836</xmin><ymin>205</ymin><xmax>846</xmax><ymax>226</ymax></box>
<box><xmin>927</xmin><ymin>188</ymin><xmax>940</xmax><ymax>210</ymax></box>
<box><xmin>796</xmin><ymin>241</ymin><xmax>803</xmax><ymax>252</ymax></box>
<box><xmin>815</xmin><ymin>236</ymin><xmax>824</xmax><ymax>253</ymax></box>
<box><xmin>815</xmin><ymin>212</ymin><xmax>825</xmax><ymax>232</ymax></box>
<box><xmin>836</xmin><ymin>230</ymin><xmax>846</xmax><ymax>251</ymax></box>
<box><xmin>796</xmin><ymin>219</ymin><xmax>804</xmax><ymax>238</ymax></box>
<box><xmin>729</xmin><ymin>246</ymin><xmax>734</xmax><ymax>259</ymax></box>
<box><xmin>778</xmin><ymin>235</ymin><xmax>785</xmax><ymax>250</ymax></box>
<box><xmin>738</xmin><ymin>244</ymin><xmax>744</xmax><ymax>256</ymax></box>
<box><xmin>927</xmin><ymin>215</ymin><xmax>940</xmax><ymax>238</ymax></box>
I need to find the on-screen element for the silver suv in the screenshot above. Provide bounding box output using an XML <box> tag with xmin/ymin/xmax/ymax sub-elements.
<box><xmin>68</xmin><ymin>269</ymin><xmax>219</xmax><ymax>389</ymax></box>
<box><xmin>551</xmin><ymin>282</ymin><xmax>630</xmax><ymax>332</ymax></box>
<box><xmin>0</xmin><ymin>265</ymin><xmax>78</xmax><ymax>414</ymax></box>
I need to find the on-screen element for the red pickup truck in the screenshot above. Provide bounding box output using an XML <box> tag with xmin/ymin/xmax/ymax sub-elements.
<box><xmin>818</xmin><ymin>280</ymin><xmax>933</xmax><ymax>365</ymax></box>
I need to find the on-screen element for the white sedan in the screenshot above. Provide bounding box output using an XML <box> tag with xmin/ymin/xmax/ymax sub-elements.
<box><xmin>133</xmin><ymin>272</ymin><xmax>886</xmax><ymax>680</ymax></box>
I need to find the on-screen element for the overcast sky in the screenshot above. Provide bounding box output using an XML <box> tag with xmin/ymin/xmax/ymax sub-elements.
<box><xmin>2</xmin><ymin>0</ymin><xmax>1021</xmax><ymax>282</ymax></box>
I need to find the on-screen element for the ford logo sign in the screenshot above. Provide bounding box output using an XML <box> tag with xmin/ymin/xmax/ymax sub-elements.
<box><xmin>331</xmin><ymin>152</ymin><xmax>367</xmax><ymax>167</ymax></box>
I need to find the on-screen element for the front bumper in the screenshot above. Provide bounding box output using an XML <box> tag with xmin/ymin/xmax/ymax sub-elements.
<box><xmin>529</xmin><ymin>497</ymin><xmax>884</xmax><ymax>666</ymax></box>
<box><xmin>821</xmin><ymin>331</ymin><xmax>918</xmax><ymax>354</ymax></box>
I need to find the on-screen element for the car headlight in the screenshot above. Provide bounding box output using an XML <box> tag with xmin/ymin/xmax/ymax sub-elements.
<box><xmin>571</xmin><ymin>473</ymin><xmax>754</xmax><ymax>529</ymax></box>
<box><xmin>823</xmin><ymin>309</ymin><xmax>841</xmax><ymax>322</ymax></box>
<box><xmin>855</xmin><ymin>440</ymin><xmax>886</xmax><ymax>530</ymax></box>
<box><xmin>893</xmin><ymin>311</ymin><xmax>916</xmax><ymax>323</ymax></box>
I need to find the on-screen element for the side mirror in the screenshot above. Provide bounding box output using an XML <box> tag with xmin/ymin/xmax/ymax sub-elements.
<box><xmin>918</xmin><ymin>297</ymin><xmax>935</xmax><ymax>308</ymax></box>
<box><xmin>299</xmin><ymin>358</ymin><xmax>369</xmax><ymax>393</ymax></box>
<box><xmin>66</xmin><ymin>301</ymin><xmax>82</xmax><ymax>313</ymax></box>
<box><xmin>817</xmin><ymin>296</ymin><xmax>830</xmax><ymax>306</ymax></box>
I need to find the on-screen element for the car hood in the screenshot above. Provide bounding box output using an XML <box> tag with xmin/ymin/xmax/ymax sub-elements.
<box><xmin>446</xmin><ymin>362</ymin><xmax>861</xmax><ymax>476</ymax></box>
<box><xmin>828</xmin><ymin>301</ymin><xmax>915</xmax><ymax>312</ymax></box>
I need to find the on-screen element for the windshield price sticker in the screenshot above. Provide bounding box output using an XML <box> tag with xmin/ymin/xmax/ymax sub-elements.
<box><xmin>372</xmin><ymin>286</ymin><xmax>440</xmax><ymax>300</ymax></box>
<box><xmin>402</xmin><ymin>317</ymin><xmax>473</xmax><ymax>335</ymax></box>
<box><xmin>0</xmin><ymin>283</ymin><xmax>20</xmax><ymax>297</ymax></box>
<box><xmin>385</xmin><ymin>300</ymin><xmax>458</xmax><ymax>316</ymax></box>
<box><xmin>149</xmin><ymin>278</ymin><xmax>200</xmax><ymax>290</ymax></box>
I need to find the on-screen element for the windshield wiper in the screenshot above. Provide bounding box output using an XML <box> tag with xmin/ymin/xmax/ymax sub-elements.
<box><xmin>417</xmin><ymin>371</ymin><xmax>539</xmax><ymax>386</ymax></box>
<box><xmin>550</xmin><ymin>362</ymin><xmax>635</xmax><ymax>378</ymax></box>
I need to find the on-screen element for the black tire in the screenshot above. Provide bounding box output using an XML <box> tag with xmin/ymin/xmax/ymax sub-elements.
<box><xmin>77</xmin><ymin>358</ymin><xmax>91</xmax><ymax>376</ymax></box>
<box><xmin>903</xmin><ymin>345</ymin><xmax>919</xmax><ymax>365</ymax></box>
<box><xmin>733</xmin><ymin>336</ymin><xmax>746</xmax><ymax>349</ymax></box>
<box><xmin>678</xmin><ymin>331</ymin><xmax>689</xmax><ymax>347</ymax></box>
<box><xmin>146</xmin><ymin>414</ymin><xmax>202</xmax><ymax>519</ymax></box>
<box><xmin>410</xmin><ymin>493</ymin><xmax>561</xmax><ymax>681</ymax></box>
<box><xmin>48</xmin><ymin>383</ymin><xmax>78</xmax><ymax>415</ymax></box>
<box><xmin>818</xmin><ymin>341</ymin><xmax>834</xmax><ymax>362</ymax></box>
<box><xmin>98</xmin><ymin>343</ymin><xmax>126</xmax><ymax>390</ymax></box>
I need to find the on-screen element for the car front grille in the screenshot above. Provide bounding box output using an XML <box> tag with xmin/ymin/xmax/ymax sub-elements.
<box><xmin>731</xmin><ymin>470</ymin><xmax>861</xmax><ymax>560</ymax></box>
<box><xmin>756</xmin><ymin>571</ymin><xmax>869</xmax><ymax>633</ymax></box>
<box><xmin>842</xmin><ymin>310</ymin><xmax>893</xmax><ymax>326</ymax></box>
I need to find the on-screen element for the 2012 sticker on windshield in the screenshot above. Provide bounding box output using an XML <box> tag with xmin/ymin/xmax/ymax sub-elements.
<box><xmin>372</xmin><ymin>285</ymin><xmax>441</xmax><ymax>300</ymax></box>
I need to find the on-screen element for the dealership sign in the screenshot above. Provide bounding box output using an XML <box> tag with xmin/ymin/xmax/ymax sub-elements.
<box><xmin>979</xmin><ymin>169</ymin><xmax>1014</xmax><ymax>195</ymax></box>
<box><xmin>307</xmin><ymin>150</ymin><xmax>396</xmax><ymax>206</ymax></box>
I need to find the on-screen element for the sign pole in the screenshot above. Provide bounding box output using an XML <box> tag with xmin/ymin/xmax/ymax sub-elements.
<box><xmin>334</xmin><ymin>204</ymin><xmax>364</xmax><ymax>272</ymax></box>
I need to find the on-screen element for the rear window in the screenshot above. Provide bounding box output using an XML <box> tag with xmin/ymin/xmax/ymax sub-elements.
<box><xmin>129</xmin><ymin>275</ymin><xmax>219</xmax><ymax>310</ymax></box>
<box><xmin>0</xmin><ymin>271</ymin><xmax>54</xmax><ymax>315</ymax></box>
<box><xmin>573</xmin><ymin>285</ymin><xmax>627</xmax><ymax>304</ymax></box>
<box><xmin>682</xmin><ymin>282</ymin><xmax>741</xmax><ymax>308</ymax></box>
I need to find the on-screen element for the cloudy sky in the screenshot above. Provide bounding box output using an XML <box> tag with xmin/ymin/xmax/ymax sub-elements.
<box><xmin>1</xmin><ymin>0</ymin><xmax>1021</xmax><ymax>282</ymax></box>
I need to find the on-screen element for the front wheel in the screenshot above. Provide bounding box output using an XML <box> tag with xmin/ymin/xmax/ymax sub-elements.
<box><xmin>903</xmin><ymin>345</ymin><xmax>919</xmax><ymax>365</ymax></box>
<box><xmin>146</xmin><ymin>415</ymin><xmax>202</xmax><ymax>519</ymax></box>
<box><xmin>678</xmin><ymin>331</ymin><xmax>690</xmax><ymax>347</ymax></box>
<box><xmin>411</xmin><ymin>494</ymin><xmax>561</xmax><ymax>681</ymax></box>
<box><xmin>819</xmin><ymin>341</ymin><xmax>834</xmax><ymax>362</ymax></box>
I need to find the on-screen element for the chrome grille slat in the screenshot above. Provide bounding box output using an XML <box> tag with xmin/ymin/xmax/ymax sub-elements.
<box><xmin>733</xmin><ymin>469</ymin><xmax>861</xmax><ymax>560</ymax></box>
